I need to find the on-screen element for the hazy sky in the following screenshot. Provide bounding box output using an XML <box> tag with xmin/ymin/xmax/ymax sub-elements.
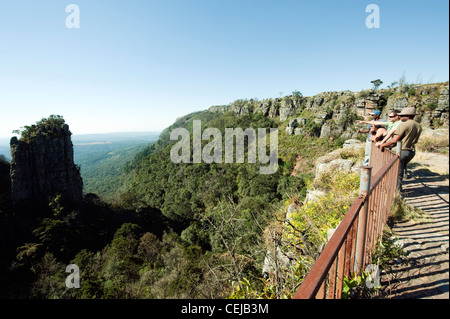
<box><xmin>0</xmin><ymin>0</ymin><xmax>448</xmax><ymax>137</ymax></box>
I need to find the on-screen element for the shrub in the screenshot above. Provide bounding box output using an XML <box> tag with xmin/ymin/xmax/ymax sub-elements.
<box><xmin>282</xmin><ymin>170</ymin><xmax>360</xmax><ymax>270</ymax></box>
<box><xmin>311</xmin><ymin>169</ymin><xmax>360</xmax><ymax>194</ymax></box>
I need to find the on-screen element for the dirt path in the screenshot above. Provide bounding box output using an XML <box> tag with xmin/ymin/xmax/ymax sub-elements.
<box><xmin>381</xmin><ymin>152</ymin><xmax>449</xmax><ymax>299</ymax></box>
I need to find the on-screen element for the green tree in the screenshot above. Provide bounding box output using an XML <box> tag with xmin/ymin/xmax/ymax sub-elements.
<box><xmin>49</xmin><ymin>194</ymin><xmax>64</xmax><ymax>218</ymax></box>
<box><xmin>371</xmin><ymin>79</ymin><xmax>383</xmax><ymax>89</ymax></box>
<box><xmin>137</xmin><ymin>232</ymin><xmax>161</xmax><ymax>264</ymax></box>
<box><xmin>292</xmin><ymin>90</ymin><xmax>303</xmax><ymax>97</ymax></box>
<box><xmin>32</xmin><ymin>218</ymin><xmax>72</xmax><ymax>259</ymax></box>
<box><xmin>16</xmin><ymin>243</ymin><xmax>43</xmax><ymax>271</ymax></box>
<box><xmin>13</xmin><ymin>115</ymin><xmax>67</xmax><ymax>141</ymax></box>
<box><xmin>109</xmin><ymin>223</ymin><xmax>142</xmax><ymax>258</ymax></box>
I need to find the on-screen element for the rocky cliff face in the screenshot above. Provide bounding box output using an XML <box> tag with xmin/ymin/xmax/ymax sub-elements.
<box><xmin>10</xmin><ymin>122</ymin><xmax>83</xmax><ymax>207</ymax></box>
<box><xmin>208</xmin><ymin>82</ymin><xmax>449</xmax><ymax>138</ymax></box>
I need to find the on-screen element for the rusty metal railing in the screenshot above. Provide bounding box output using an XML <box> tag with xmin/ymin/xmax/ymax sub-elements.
<box><xmin>294</xmin><ymin>142</ymin><xmax>401</xmax><ymax>299</ymax></box>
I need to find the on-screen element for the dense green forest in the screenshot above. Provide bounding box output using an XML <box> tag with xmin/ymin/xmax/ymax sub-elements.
<box><xmin>72</xmin><ymin>132</ymin><xmax>160</xmax><ymax>198</ymax></box>
<box><xmin>0</xmin><ymin>107</ymin><xmax>357</xmax><ymax>299</ymax></box>
<box><xmin>75</xmin><ymin>143</ymin><xmax>148</xmax><ymax>198</ymax></box>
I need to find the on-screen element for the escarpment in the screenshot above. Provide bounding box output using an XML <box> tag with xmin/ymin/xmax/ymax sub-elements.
<box><xmin>208</xmin><ymin>82</ymin><xmax>449</xmax><ymax>139</ymax></box>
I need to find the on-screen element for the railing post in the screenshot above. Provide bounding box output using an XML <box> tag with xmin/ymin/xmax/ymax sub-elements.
<box><xmin>355</xmin><ymin>166</ymin><xmax>372</xmax><ymax>273</ymax></box>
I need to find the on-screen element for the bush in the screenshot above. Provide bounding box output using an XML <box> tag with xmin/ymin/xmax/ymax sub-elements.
<box><xmin>311</xmin><ymin>168</ymin><xmax>360</xmax><ymax>194</ymax></box>
<box><xmin>284</xmin><ymin>190</ymin><xmax>356</xmax><ymax>254</ymax></box>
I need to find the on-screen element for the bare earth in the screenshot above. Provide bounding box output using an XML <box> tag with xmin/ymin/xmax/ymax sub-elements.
<box><xmin>381</xmin><ymin>151</ymin><xmax>449</xmax><ymax>299</ymax></box>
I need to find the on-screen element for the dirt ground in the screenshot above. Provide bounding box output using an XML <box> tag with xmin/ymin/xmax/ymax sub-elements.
<box><xmin>413</xmin><ymin>151</ymin><xmax>449</xmax><ymax>176</ymax></box>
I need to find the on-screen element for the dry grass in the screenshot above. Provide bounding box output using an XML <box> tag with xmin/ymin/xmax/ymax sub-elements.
<box><xmin>389</xmin><ymin>192</ymin><xmax>429</xmax><ymax>223</ymax></box>
<box><xmin>416</xmin><ymin>132</ymin><xmax>449</xmax><ymax>154</ymax></box>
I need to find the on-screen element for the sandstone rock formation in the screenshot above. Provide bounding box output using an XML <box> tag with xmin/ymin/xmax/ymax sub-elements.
<box><xmin>10</xmin><ymin>119</ymin><xmax>83</xmax><ymax>207</ymax></box>
<box><xmin>207</xmin><ymin>82</ymin><xmax>449</xmax><ymax>138</ymax></box>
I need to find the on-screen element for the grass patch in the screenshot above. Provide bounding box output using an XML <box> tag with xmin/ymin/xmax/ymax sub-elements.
<box><xmin>389</xmin><ymin>192</ymin><xmax>429</xmax><ymax>223</ymax></box>
<box><xmin>416</xmin><ymin>134</ymin><xmax>449</xmax><ymax>154</ymax></box>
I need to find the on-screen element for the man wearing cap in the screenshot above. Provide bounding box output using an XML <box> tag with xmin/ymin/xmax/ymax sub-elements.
<box><xmin>379</xmin><ymin>107</ymin><xmax>422</xmax><ymax>192</ymax></box>
<box><xmin>357</xmin><ymin>110</ymin><xmax>384</xmax><ymax>166</ymax></box>
<box><xmin>357</xmin><ymin>110</ymin><xmax>401</xmax><ymax>146</ymax></box>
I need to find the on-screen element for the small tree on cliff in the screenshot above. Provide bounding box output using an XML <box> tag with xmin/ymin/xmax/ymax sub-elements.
<box><xmin>371</xmin><ymin>79</ymin><xmax>383</xmax><ymax>90</ymax></box>
<box><xmin>292</xmin><ymin>90</ymin><xmax>303</xmax><ymax>97</ymax></box>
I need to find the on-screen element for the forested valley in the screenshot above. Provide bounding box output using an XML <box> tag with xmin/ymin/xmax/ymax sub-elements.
<box><xmin>0</xmin><ymin>109</ymin><xmax>347</xmax><ymax>299</ymax></box>
<box><xmin>1</xmin><ymin>82</ymin><xmax>447</xmax><ymax>299</ymax></box>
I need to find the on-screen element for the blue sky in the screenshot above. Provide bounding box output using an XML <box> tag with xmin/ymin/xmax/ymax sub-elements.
<box><xmin>0</xmin><ymin>0</ymin><xmax>448</xmax><ymax>137</ymax></box>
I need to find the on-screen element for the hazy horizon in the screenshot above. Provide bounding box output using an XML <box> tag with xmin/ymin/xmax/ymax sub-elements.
<box><xmin>0</xmin><ymin>130</ymin><xmax>162</xmax><ymax>141</ymax></box>
<box><xmin>0</xmin><ymin>130</ymin><xmax>163</xmax><ymax>161</ymax></box>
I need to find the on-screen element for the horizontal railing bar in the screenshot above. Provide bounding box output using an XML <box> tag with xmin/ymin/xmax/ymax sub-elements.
<box><xmin>293</xmin><ymin>195</ymin><xmax>366</xmax><ymax>299</ymax></box>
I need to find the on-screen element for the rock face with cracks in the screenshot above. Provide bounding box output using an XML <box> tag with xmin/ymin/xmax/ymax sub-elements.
<box><xmin>10</xmin><ymin>122</ymin><xmax>83</xmax><ymax>207</ymax></box>
<box><xmin>208</xmin><ymin>83</ymin><xmax>449</xmax><ymax>138</ymax></box>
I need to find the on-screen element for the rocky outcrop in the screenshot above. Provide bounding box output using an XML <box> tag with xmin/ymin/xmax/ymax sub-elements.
<box><xmin>10</xmin><ymin>122</ymin><xmax>83</xmax><ymax>207</ymax></box>
<box><xmin>208</xmin><ymin>82</ymin><xmax>450</xmax><ymax>138</ymax></box>
<box><xmin>314</xmin><ymin>140</ymin><xmax>365</xmax><ymax>178</ymax></box>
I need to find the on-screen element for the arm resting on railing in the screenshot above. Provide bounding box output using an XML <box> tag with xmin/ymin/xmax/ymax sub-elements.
<box><xmin>380</xmin><ymin>134</ymin><xmax>401</xmax><ymax>151</ymax></box>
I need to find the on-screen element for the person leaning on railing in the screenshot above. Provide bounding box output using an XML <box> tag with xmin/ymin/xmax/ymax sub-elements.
<box><xmin>369</xmin><ymin>124</ymin><xmax>387</xmax><ymax>143</ymax></box>
<box><xmin>356</xmin><ymin>110</ymin><xmax>385</xmax><ymax>166</ymax></box>
<box><xmin>357</xmin><ymin>110</ymin><xmax>401</xmax><ymax>148</ymax></box>
<box><xmin>378</xmin><ymin>107</ymin><xmax>422</xmax><ymax>192</ymax></box>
